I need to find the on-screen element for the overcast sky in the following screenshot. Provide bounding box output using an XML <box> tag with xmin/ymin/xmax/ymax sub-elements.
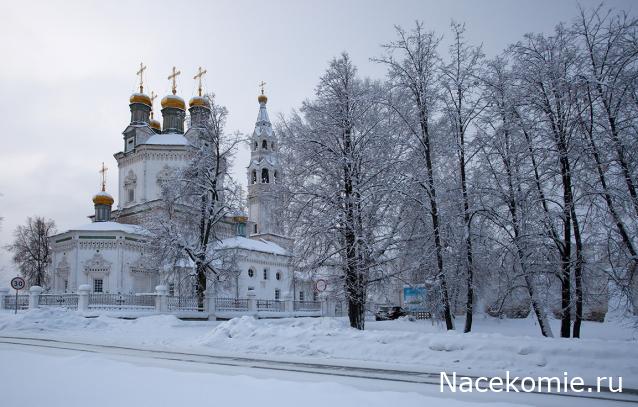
<box><xmin>0</xmin><ymin>0</ymin><xmax>635</xmax><ymax>284</ymax></box>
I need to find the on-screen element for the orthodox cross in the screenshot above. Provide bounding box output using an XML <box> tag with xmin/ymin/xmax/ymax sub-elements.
<box><xmin>99</xmin><ymin>162</ymin><xmax>108</xmax><ymax>192</ymax></box>
<box><xmin>259</xmin><ymin>81</ymin><xmax>266</xmax><ymax>95</ymax></box>
<box><xmin>193</xmin><ymin>67</ymin><xmax>207</xmax><ymax>97</ymax></box>
<box><xmin>150</xmin><ymin>91</ymin><xmax>157</xmax><ymax>118</ymax></box>
<box><xmin>168</xmin><ymin>66</ymin><xmax>181</xmax><ymax>95</ymax></box>
<box><xmin>136</xmin><ymin>62</ymin><xmax>147</xmax><ymax>93</ymax></box>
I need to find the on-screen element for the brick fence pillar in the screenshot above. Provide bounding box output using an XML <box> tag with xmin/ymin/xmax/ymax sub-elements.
<box><xmin>29</xmin><ymin>286</ymin><xmax>43</xmax><ymax>309</ymax></box>
<box><xmin>78</xmin><ymin>284</ymin><xmax>91</xmax><ymax>312</ymax></box>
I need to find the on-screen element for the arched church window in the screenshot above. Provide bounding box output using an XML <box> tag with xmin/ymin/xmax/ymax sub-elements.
<box><xmin>273</xmin><ymin>171</ymin><xmax>279</xmax><ymax>183</ymax></box>
<box><xmin>248</xmin><ymin>268</ymin><xmax>254</xmax><ymax>278</ymax></box>
<box><xmin>262</xmin><ymin>140</ymin><xmax>268</xmax><ymax>149</ymax></box>
<box><xmin>261</xmin><ymin>168</ymin><xmax>269</xmax><ymax>183</ymax></box>
<box><xmin>271</xmin><ymin>141</ymin><xmax>276</xmax><ymax>150</ymax></box>
<box><xmin>251</xmin><ymin>170</ymin><xmax>257</xmax><ymax>184</ymax></box>
<box><xmin>263</xmin><ymin>269</ymin><xmax>268</xmax><ymax>280</ymax></box>
<box><xmin>275</xmin><ymin>272</ymin><xmax>281</xmax><ymax>281</ymax></box>
<box><xmin>254</xmin><ymin>224</ymin><xmax>258</xmax><ymax>234</ymax></box>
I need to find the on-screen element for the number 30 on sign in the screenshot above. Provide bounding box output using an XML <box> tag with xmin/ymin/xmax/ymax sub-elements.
<box><xmin>10</xmin><ymin>277</ymin><xmax>26</xmax><ymax>291</ymax></box>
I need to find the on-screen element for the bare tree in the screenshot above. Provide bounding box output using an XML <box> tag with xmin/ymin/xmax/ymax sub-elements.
<box><xmin>375</xmin><ymin>23</ymin><xmax>455</xmax><ymax>330</ymax></box>
<box><xmin>440</xmin><ymin>21</ymin><xmax>486</xmax><ymax>332</ymax></box>
<box><xmin>145</xmin><ymin>94</ymin><xmax>242</xmax><ymax>309</ymax></box>
<box><xmin>6</xmin><ymin>216</ymin><xmax>56</xmax><ymax>287</ymax></box>
<box><xmin>573</xmin><ymin>6</ymin><xmax>638</xmax><ymax>311</ymax></box>
<box><xmin>476</xmin><ymin>56</ymin><xmax>555</xmax><ymax>337</ymax></box>
<box><xmin>278</xmin><ymin>53</ymin><xmax>405</xmax><ymax>330</ymax></box>
<box><xmin>511</xmin><ymin>26</ymin><xmax>585</xmax><ymax>337</ymax></box>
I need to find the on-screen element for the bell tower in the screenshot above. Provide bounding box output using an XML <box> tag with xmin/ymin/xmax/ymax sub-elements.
<box><xmin>247</xmin><ymin>84</ymin><xmax>284</xmax><ymax>240</ymax></box>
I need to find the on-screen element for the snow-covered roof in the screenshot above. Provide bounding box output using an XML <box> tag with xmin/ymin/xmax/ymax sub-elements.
<box><xmin>218</xmin><ymin>236</ymin><xmax>290</xmax><ymax>256</ymax></box>
<box><xmin>57</xmin><ymin>221</ymin><xmax>149</xmax><ymax>236</ymax></box>
<box><xmin>256</xmin><ymin>104</ymin><xmax>270</xmax><ymax>124</ymax></box>
<box><xmin>144</xmin><ymin>133</ymin><xmax>190</xmax><ymax>146</ymax></box>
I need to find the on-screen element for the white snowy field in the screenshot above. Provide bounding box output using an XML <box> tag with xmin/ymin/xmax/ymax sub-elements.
<box><xmin>0</xmin><ymin>309</ymin><xmax>636</xmax><ymax>389</ymax></box>
<box><xmin>3</xmin><ymin>346</ymin><xmax>536</xmax><ymax>407</ymax></box>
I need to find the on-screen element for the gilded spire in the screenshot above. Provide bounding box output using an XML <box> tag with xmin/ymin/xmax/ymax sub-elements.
<box><xmin>136</xmin><ymin>62</ymin><xmax>147</xmax><ymax>93</ymax></box>
<box><xmin>258</xmin><ymin>81</ymin><xmax>268</xmax><ymax>104</ymax></box>
<box><xmin>168</xmin><ymin>66</ymin><xmax>181</xmax><ymax>95</ymax></box>
<box><xmin>150</xmin><ymin>91</ymin><xmax>157</xmax><ymax>119</ymax></box>
<box><xmin>99</xmin><ymin>162</ymin><xmax>108</xmax><ymax>192</ymax></box>
<box><xmin>193</xmin><ymin>67</ymin><xmax>207</xmax><ymax>97</ymax></box>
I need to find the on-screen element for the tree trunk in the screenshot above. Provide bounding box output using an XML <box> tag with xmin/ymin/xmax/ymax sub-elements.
<box><xmin>571</xmin><ymin>206</ymin><xmax>584</xmax><ymax>338</ymax></box>
<box><xmin>195</xmin><ymin>262</ymin><xmax>206</xmax><ymax>311</ymax></box>
<box><xmin>419</xmin><ymin>109</ymin><xmax>454</xmax><ymax>330</ymax></box>
<box><xmin>460</xmin><ymin>129</ymin><xmax>475</xmax><ymax>333</ymax></box>
<box><xmin>501</xmin><ymin>135</ymin><xmax>554</xmax><ymax>337</ymax></box>
<box><xmin>519</xmin><ymin>112</ymin><xmax>571</xmax><ymax>337</ymax></box>
<box><xmin>558</xmin><ymin>141</ymin><xmax>574</xmax><ymax>339</ymax></box>
<box><xmin>343</xmin><ymin>121</ymin><xmax>366</xmax><ymax>330</ymax></box>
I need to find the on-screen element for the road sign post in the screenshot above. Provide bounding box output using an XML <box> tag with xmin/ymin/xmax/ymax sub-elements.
<box><xmin>10</xmin><ymin>277</ymin><xmax>26</xmax><ymax>314</ymax></box>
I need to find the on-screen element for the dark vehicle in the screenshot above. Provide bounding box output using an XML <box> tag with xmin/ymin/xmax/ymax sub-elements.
<box><xmin>375</xmin><ymin>305</ymin><xmax>407</xmax><ymax>321</ymax></box>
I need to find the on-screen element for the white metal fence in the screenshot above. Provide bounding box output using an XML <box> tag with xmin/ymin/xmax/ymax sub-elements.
<box><xmin>0</xmin><ymin>286</ymin><xmax>335</xmax><ymax>319</ymax></box>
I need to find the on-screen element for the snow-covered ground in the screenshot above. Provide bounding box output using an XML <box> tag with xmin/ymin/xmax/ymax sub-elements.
<box><xmin>0</xmin><ymin>309</ymin><xmax>635</xmax><ymax>390</ymax></box>
<box><xmin>4</xmin><ymin>347</ymin><xmax>524</xmax><ymax>407</ymax></box>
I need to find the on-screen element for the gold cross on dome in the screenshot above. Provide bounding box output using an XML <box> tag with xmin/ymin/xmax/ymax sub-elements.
<box><xmin>259</xmin><ymin>81</ymin><xmax>266</xmax><ymax>95</ymax></box>
<box><xmin>168</xmin><ymin>66</ymin><xmax>181</xmax><ymax>95</ymax></box>
<box><xmin>193</xmin><ymin>67</ymin><xmax>207</xmax><ymax>97</ymax></box>
<box><xmin>136</xmin><ymin>62</ymin><xmax>147</xmax><ymax>93</ymax></box>
<box><xmin>99</xmin><ymin>162</ymin><xmax>108</xmax><ymax>192</ymax></box>
<box><xmin>150</xmin><ymin>91</ymin><xmax>157</xmax><ymax>118</ymax></box>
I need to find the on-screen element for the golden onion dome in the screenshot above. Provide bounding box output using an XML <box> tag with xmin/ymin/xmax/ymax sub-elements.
<box><xmin>129</xmin><ymin>92</ymin><xmax>152</xmax><ymax>107</ymax></box>
<box><xmin>189</xmin><ymin>95</ymin><xmax>210</xmax><ymax>109</ymax></box>
<box><xmin>92</xmin><ymin>191</ymin><xmax>114</xmax><ymax>206</ymax></box>
<box><xmin>161</xmin><ymin>94</ymin><xmax>186</xmax><ymax>110</ymax></box>
<box><xmin>149</xmin><ymin>118</ymin><xmax>161</xmax><ymax>131</ymax></box>
<box><xmin>257</xmin><ymin>94</ymin><xmax>268</xmax><ymax>104</ymax></box>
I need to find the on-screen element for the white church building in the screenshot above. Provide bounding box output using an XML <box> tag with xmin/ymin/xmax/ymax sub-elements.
<box><xmin>48</xmin><ymin>67</ymin><xmax>314</xmax><ymax>301</ymax></box>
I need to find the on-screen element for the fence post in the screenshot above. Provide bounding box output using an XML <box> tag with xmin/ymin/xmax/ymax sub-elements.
<box><xmin>0</xmin><ymin>288</ymin><xmax>8</xmax><ymax>310</ymax></box>
<box><xmin>284</xmin><ymin>293</ymin><xmax>294</xmax><ymax>315</ymax></box>
<box><xmin>78</xmin><ymin>284</ymin><xmax>91</xmax><ymax>312</ymax></box>
<box><xmin>322</xmin><ymin>294</ymin><xmax>336</xmax><ymax>317</ymax></box>
<box><xmin>29</xmin><ymin>286</ymin><xmax>43</xmax><ymax>309</ymax></box>
<box><xmin>206</xmin><ymin>290</ymin><xmax>217</xmax><ymax>321</ymax></box>
<box><xmin>155</xmin><ymin>285</ymin><xmax>168</xmax><ymax>313</ymax></box>
<box><xmin>247</xmin><ymin>291</ymin><xmax>257</xmax><ymax>315</ymax></box>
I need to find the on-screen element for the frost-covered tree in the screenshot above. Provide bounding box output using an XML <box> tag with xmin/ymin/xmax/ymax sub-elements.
<box><xmin>510</xmin><ymin>26</ymin><xmax>586</xmax><ymax>337</ymax></box>
<box><xmin>278</xmin><ymin>53</ymin><xmax>405</xmax><ymax>330</ymax></box>
<box><xmin>475</xmin><ymin>56</ymin><xmax>555</xmax><ymax>337</ymax></box>
<box><xmin>439</xmin><ymin>21</ymin><xmax>486</xmax><ymax>332</ymax></box>
<box><xmin>144</xmin><ymin>94</ymin><xmax>242</xmax><ymax>309</ymax></box>
<box><xmin>572</xmin><ymin>6</ymin><xmax>638</xmax><ymax>314</ymax></box>
<box><xmin>375</xmin><ymin>23</ymin><xmax>455</xmax><ymax>330</ymax></box>
<box><xmin>6</xmin><ymin>216</ymin><xmax>56</xmax><ymax>287</ymax></box>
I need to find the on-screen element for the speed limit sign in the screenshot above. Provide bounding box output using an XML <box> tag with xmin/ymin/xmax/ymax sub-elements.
<box><xmin>10</xmin><ymin>277</ymin><xmax>26</xmax><ymax>314</ymax></box>
<box><xmin>10</xmin><ymin>277</ymin><xmax>25</xmax><ymax>291</ymax></box>
<box><xmin>315</xmin><ymin>279</ymin><xmax>327</xmax><ymax>292</ymax></box>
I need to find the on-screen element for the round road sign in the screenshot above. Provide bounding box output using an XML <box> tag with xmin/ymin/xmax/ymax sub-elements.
<box><xmin>10</xmin><ymin>277</ymin><xmax>26</xmax><ymax>291</ymax></box>
<box><xmin>315</xmin><ymin>279</ymin><xmax>327</xmax><ymax>292</ymax></box>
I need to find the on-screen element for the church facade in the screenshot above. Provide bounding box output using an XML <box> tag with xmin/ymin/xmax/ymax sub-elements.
<box><xmin>48</xmin><ymin>66</ymin><xmax>313</xmax><ymax>301</ymax></box>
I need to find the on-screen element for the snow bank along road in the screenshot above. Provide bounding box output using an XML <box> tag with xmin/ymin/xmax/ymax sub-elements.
<box><xmin>0</xmin><ymin>335</ymin><xmax>636</xmax><ymax>406</ymax></box>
